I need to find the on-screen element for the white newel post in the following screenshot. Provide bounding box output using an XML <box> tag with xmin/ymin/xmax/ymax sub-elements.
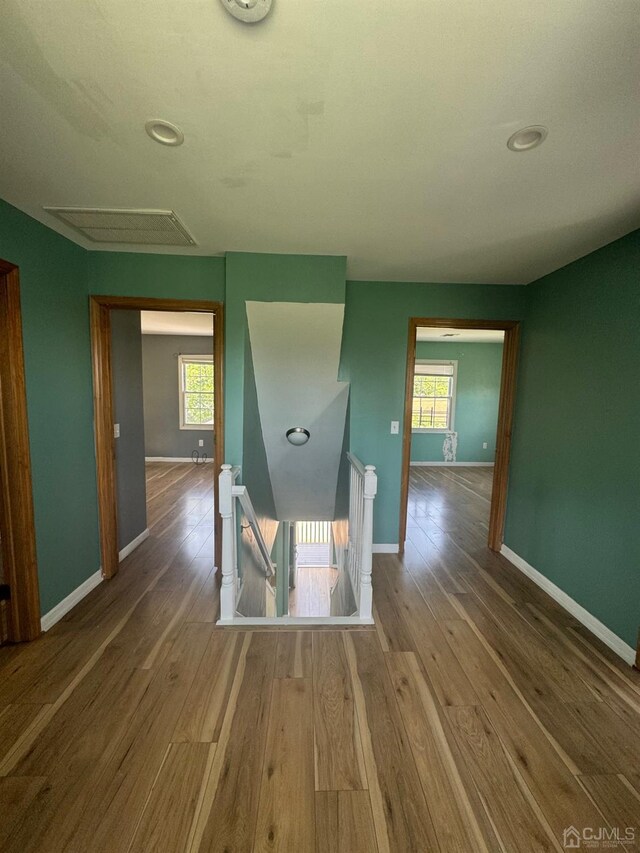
<box><xmin>219</xmin><ymin>464</ymin><xmax>236</xmax><ymax>621</ymax></box>
<box><xmin>358</xmin><ymin>465</ymin><xmax>377</xmax><ymax>620</ymax></box>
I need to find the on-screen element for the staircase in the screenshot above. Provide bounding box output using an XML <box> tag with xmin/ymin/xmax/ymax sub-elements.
<box><xmin>217</xmin><ymin>453</ymin><xmax>377</xmax><ymax>626</ymax></box>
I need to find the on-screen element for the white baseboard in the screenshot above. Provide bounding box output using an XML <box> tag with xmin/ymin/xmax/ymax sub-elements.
<box><xmin>145</xmin><ymin>456</ymin><xmax>214</xmax><ymax>463</ymax></box>
<box><xmin>41</xmin><ymin>569</ymin><xmax>103</xmax><ymax>632</ymax></box>
<box><xmin>217</xmin><ymin>616</ymin><xmax>374</xmax><ymax>626</ymax></box>
<box><xmin>119</xmin><ymin>528</ymin><xmax>150</xmax><ymax>562</ymax></box>
<box><xmin>410</xmin><ymin>461</ymin><xmax>494</xmax><ymax>467</ymax></box>
<box><xmin>500</xmin><ymin>544</ymin><xmax>636</xmax><ymax>666</ymax></box>
<box><xmin>373</xmin><ymin>544</ymin><xmax>399</xmax><ymax>554</ymax></box>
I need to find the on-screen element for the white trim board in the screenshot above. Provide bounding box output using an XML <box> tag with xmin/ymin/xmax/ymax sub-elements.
<box><xmin>373</xmin><ymin>544</ymin><xmax>399</xmax><ymax>554</ymax></box>
<box><xmin>410</xmin><ymin>461</ymin><xmax>494</xmax><ymax>467</ymax></box>
<box><xmin>119</xmin><ymin>528</ymin><xmax>150</xmax><ymax>562</ymax></box>
<box><xmin>217</xmin><ymin>616</ymin><xmax>374</xmax><ymax>627</ymax></box>
<box><xmin>145</xmin><ymin>456</ymin><xmax>214</xmax><ymax>463</ymax></box>
<box><xmin>41</xmin><ymin>569</ymin><xmax>103</xmax><ymax>632</ymax></box>
<box><xmin>501</xmin><ymin>544</ymin><xmax>636</xmax><ymax>666</ymax></box>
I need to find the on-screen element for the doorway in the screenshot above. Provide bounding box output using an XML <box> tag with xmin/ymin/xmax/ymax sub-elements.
<box><xmin>90</xmin><ymin>296</ymin><xmax>224</xmax><ymax>580</ymax></box>
<box><xmin>0</xmin><ymin>260</ymin><xmax>40</xmax><ymax>642</ymax></box>
<box><xmin>399</xmin><ymin>318</ymin><xmax>520</xmax><ymax>553</ymax></box>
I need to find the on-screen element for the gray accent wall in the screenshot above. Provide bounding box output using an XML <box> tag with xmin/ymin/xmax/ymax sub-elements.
<box><xmin>111</xmin><ymin>310</ymin><xmax>147</xmax><ymax>551</ymax></box>
<box><xmin>141</xmin><ymin>334</ymin><xmax>214</xmax><ymax>459</ymax></box>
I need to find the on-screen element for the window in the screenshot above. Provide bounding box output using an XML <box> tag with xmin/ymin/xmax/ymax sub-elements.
<box><xmin>411</xmin><ymin>360</ymin><xmax>457</xmax><ymax>432</ymax></box>
<box><xmin>178</xmin><ymin>354</ymin><xmax>214</xmax><ymax>430</ymax></box>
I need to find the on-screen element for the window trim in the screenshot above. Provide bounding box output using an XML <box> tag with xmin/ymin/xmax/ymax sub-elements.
<box><xmin>178</xmin><ymin>353</ymin><xmax>214</xmax><ymax>431</ymax></box>
<box><xmin>411</xmin><ymin>359</ymin><xmax>458</xmax><ymax>434</ymax></box>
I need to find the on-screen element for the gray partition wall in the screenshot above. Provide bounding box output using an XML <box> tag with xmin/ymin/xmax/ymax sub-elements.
<box><xmin>141</xmin><ymin>334</ymin><xmax>215</xmax><ymax>459</ymax></box>
<box><xmin>111</xmin><ymin>310</ymin><xmax>148</xmax><ymax>551</ymax></box>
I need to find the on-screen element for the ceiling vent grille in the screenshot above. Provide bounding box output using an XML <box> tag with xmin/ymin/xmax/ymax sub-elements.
<box><xmin>43</xmin><ymin>207</ymin><xmax>197</xmax><ymax>247</ymax></box>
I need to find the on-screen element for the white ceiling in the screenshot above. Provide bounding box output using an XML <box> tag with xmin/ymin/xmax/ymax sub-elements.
<box><xmin>140</xmin><ymin>311</ymin><xmax>213</xmax><ymax>336</ymax></box>
<box><xmin>1</xmin><ymin>1</ymin><xmax>639</xmax><ymax>284</ymax></box>
<box><xmin>417</xmin><ymin>327</ymin><xmax>504</xmax><ymax>343</ymax></box>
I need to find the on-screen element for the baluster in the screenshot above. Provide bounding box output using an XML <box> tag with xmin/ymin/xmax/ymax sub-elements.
<box><xmin>219</xmin><ymin>464</ymin><xmax>236</xmax><ymax>622</ymax></box>
<box><xmin>358</xmin><ymin>465</ymin><xmax>377</xmax><ymax>620</ymax></box>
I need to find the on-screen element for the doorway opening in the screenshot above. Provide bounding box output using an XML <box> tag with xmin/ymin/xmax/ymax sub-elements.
<box><xmin>0</xmin><ymin>260</ymin><xmax>40</xmax><ymax>642</ymax></box>
<box><xmin>399</xmin><ymin>318</ymin><xmax>520</xmax><ymax>553</ymax></box>
<box><xmin>90</xmin><ymin>296</ymin><xmax>224</xmax><ymax>581</ymax></box>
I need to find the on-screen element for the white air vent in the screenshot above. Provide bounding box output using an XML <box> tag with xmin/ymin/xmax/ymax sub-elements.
<box><xmin>43</xmin><ymin>208</ymin><xmax>196</xmax><ymax>247</ymax></box>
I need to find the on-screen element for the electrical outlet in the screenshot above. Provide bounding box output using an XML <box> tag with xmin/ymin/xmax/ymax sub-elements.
<box><xmin>113</xmin><ymin>423</ymin><xmax>120</xmax><ymax>439</ymax></box>
<box><xmin>390</xmin><ymin>420</ymin><xmax>399</xmax><ymax>434</ymax></box>
<box><xmin>198</xmin><ymin>439</ymin><xmax>204</xmax><ymax>447</ymax></box>
<box><xmin>483</xmin><ymin>441</ymin><xmax>488</xmax><ymax>449</ymax></box>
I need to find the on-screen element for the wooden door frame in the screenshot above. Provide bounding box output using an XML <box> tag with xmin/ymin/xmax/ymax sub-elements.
<box><xmin>90</xmin><ymin>295</ymin><xmax>224</xmax><ymax>580</ymax></box>
<box><xmin>0</xmin><ymin>260</ymin><xmax>41</xmax><ymax>641</ymax></box>
<box><xmin>399</xmin><ymin>317</ymin><xmax>521</xmax><ymax>553</ymax></box>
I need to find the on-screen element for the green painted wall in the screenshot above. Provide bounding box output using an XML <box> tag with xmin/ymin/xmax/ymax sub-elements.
<box><xmin>505</xmin><ymin>230</ymin><xmax>640</xmax><ymax>648</ymax></box>
<box><xmin>224</xmin><ymin>253</ymin><xmax>347</xmax><ymax>468</ymax></box>
<box><xmin>340</xmin><ymin>281</ymin><xmax>526</xmax><ymax>544</ymax></box>
<box><xmin>411</xmin><ymin>341</ymin><xmax>503</xmax><ymax>463</ymax></box>
<box><xmin>0</xmin><ymin>199</ymin><xmax>99</xmax><ymax>614</ymax></box>
<box><xmin>87</xmin><ymin>252</ymin><xmax>225</xmax><ymax>301</ymax></box>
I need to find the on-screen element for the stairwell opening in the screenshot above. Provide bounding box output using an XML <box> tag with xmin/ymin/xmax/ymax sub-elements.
<box><xmin>289</xmin><ymin>521</ymin><xmax>337</xmax><ymax>617</ymax></box>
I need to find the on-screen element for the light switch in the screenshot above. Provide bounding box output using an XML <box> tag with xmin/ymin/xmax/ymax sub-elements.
<box><xmin>390</xmin><ymin>420</ymin><xmax>399</xmax><ymax>434</ymax></box>
<box><xmin>198</xmin><ymin>439</ymin><xmax>204</xmax><ymax>447</ymax></box>
<box><xmin>113</xmin><ymin>423</ymin><xmax>120</xmax><ymax>439</ymax></box>
<box><xmin>483</xmin><ymin>442</ymin><xmax>488</xmax><ymax>449</ymax></box>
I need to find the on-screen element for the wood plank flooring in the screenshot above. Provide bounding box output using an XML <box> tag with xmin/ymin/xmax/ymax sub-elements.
<box><xmin>0</xmin><ymin>462</ymin><xmax>638</xmax><ymax>851</ymax></box>
<box><xmin>290</xmin><ymin>565</ymin><xmax>338</xmax><ymax>617</ymax></box>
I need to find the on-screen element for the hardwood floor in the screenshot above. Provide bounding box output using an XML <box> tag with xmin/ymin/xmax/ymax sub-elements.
<box><xmin>289</xmin><ymin>565</ymin><xmax>338</xmax><ymax>617</ymax></box>
<box><xmin>0</xmin><ymin>463</ymin><xmax>638</xmax><ymax>851</ymax></box>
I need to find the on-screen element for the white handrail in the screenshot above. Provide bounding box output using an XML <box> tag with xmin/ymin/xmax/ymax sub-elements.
<box><xmin>232</xmin><ymin>485</ymin><xmax>275</xmax><ymax>578</ymax></box>
<box><xmin>219</xmin><ymin>464</ymin><xmax>276</xmax><ymax>623</ymax></box>
<box><xmin>346</xmin><ymin>451</ymin><xmax>366</xmax><ymax>477</ymax></box>
<box><xmin>346</xmin><ymin>453</ymin><xmax>377</xmax><ymax>620</ymax></box>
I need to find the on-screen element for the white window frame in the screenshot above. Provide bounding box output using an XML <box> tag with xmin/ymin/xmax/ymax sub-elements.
<box><xmin>178</xmin><ymin>354</ymin><xmax>214</xmax><ymax>431</ymax></box>
<box><xmin>411</xmin><ymin>359</ymin><xmax>458</xmax><ymax>434</ymax></box>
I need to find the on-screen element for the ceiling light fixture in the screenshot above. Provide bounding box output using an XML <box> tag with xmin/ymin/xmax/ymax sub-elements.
<box><xmin>286</xmin><ymin>427</ymin><xmax>310</xmax><ymax>447</ymax></box>
<box><xmin>507</xmin><ymin>126</ymin><xmax>548</xmax><ymax>152</ymax></box>
<box><xmin>219</xmin><ymin>0</ymin><xmax>272</xmax><ymax>23</ymax></box>
<box><xmin>145</xmin><ymin>119</ymin><xmax>184</xmax><ymax>147</ymax></box>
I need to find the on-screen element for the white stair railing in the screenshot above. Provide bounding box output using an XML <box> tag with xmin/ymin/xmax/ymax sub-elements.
<box><xmin>346</xmin><ymin>453</ymin><xmax>377</xmax><ymax>620</ymax></box>
<box><xmin>219</xmin><ymin>464</ymin><xmax>276</xmax><ymax>622</ymax></box>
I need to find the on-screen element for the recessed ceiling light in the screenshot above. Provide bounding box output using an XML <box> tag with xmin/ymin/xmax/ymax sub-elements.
<box><xmin>219</xmin><ymin>0</ymin><xmax>272</xmax><ymax>23</ymax></box>
<box><xmin>145</xmin><ymin>119</ymin><xmax>184</xmax><ymax>147</ymax></box>
<box><xmin>507</xmin><ymin>126</ymin><xmax>547</xmax><ymax>152</ymax></box>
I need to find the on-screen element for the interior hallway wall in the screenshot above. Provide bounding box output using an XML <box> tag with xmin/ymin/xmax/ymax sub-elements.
<box><xmin>340</xmin><ymin>281</ymin><xmax>526</xmax><ymax>545</ymax></box>
<box><xmin>141</xmin><ymin>333</ymin><xmax>214</xmax><ymax>459</ymax></box>
<box><xmin>505</xmin><ymin>229</ymin><xmax>640</xmax><ymax>649</ymax></box>
<box><xmin>0</xmin><ymin>198</ymin><xmax>99</xmax><ymax>615</ymax></box>
<box><xmin>111</xmin><ymin>310</ymin><xmax>147</xmax><ymax>551</ymax></box>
